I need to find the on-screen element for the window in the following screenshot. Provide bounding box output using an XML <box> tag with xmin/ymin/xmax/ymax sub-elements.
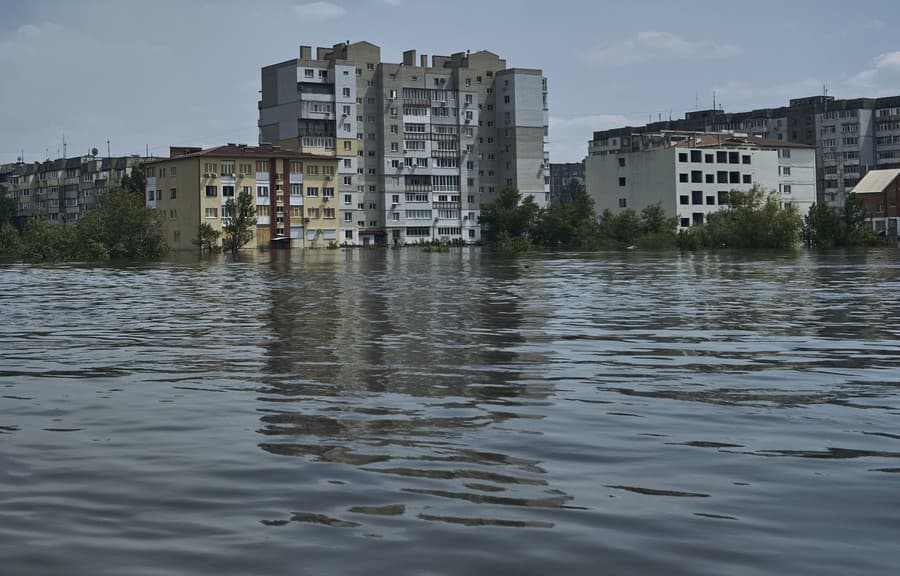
<box><xmin>718</xmin><ymin>191</ymin><xmax>728</xmax><ymax>205</ymax></box>
<box><xmin>205</xmin><ymin>186</ymin><xmax>216</xmax><ymax>197</ymax></box>
<box><xmin>323</xmin><ymin>187</ymin><xmax>334</xmax><ymax>197</ymax></box>
<box><xmin>680</xmin><ymin>195</ymin><xmax>689</xmax><ymax>205</ymax></box>
<box><xmin>618</xmin><ymin>177</ymin><xmax>626</xmax><ymax>186</ymax></box>
<box><xmin>742</xmin><ymin>155</ymin><xmax>751</xmax><ymax>164</ymax></box>
<box><xmin>742</xmin><ymin>174</ymin><xmax>751</xmax><ymax>184</ymax></box>
<box><xmin>681</xmin><ymin>218</ymin><xmax>690</xmax><ymax>227</ymax></box>
<box><xmin>169</xmin><ymin>188</ymin><xmax>177</xmax><ymax>199</ymax></box>
<box><xmin>679</xmin><ymin>152</ymin><xmax>688</xmax><ymax>162</ymax></box>
<box><xmin>690</xmin><ymin>150</ymin><xmax>702</xmax><ymax>163</ymax></box>
<box><xmin>716</xmin><ymin>151</ymin><xmax>727</xmax><ymax>163</ymax></box>
<box><xmin>290</xmin><ymin>183</ymin><xmax>302</xmax><ymax>196</ymax></box>
<box><xmin>618</xmin><ymin>157</ymin><xmax>626</xmax><ymax>167</ymax></box>
<box><xmin>782</xmin><ymin>166</ymin><xmax>791</xmax><ymax>176</ymax></box>
<box><xmin>205</xmin><ymin>207</ymin><xmax>217</xmax><ymax>218</ymax></box>
<box><xmin>342</xmin><ymin>87</ymin><xmax>350</xmax><ymax>97</ymax></box>
<box><xmin>780</xmin><ymin>149</ymin><xmax>791</xmax><ymax>159</ymax></box>
<box><xmin>705</xmin><ymin>174</ymin><xmax>714</xmax><ymax>184</ymax></box>
<box><xmin>257</xmin><ymin>186</ymin><xmax>269</xmax><ymax>197</ymax></box>
<box><xmin>618</xmin><ymin>198</ymin><xmax>627</xmax><ymax>208</ymax></box>
<box><xmin>222</xmin><ymin>185</ymin><xmax>234</xmax><ymax>198</ymax></box>
<box><xmin>306</xmin><ymin>187</ymin><xmax>319</xmax><ymax>197</ymax></box>
<box><xmin>679</xmin><ymin>173</ymin><xmax>689</xmax><ymax>183</ymax></box>
<box><xmin>692</xmin><ymin>212</ymin><xmax>704</xmax><ymax>225</ymax></box>
<box><xmin>691</xmin><ymin>171</ymin><xmax>702</xmax><ymax>183</ymax></box>
<box><xmin>729</xmin><ymin>152</ymin><xmax>739</xmax><ymax>164</ymax></box>
<box><xmin>304</xmin><ymin>69</ymin><xmax>314</xmax><ymax>78</ymax></box>
<box><xmin>729</xmin><ymin>172</ymin><xmax>740</xmax><ymax>184</ymax></box>
<box><xmin>783</xmin><ymin>185</ymin><xmax>792</xmax><ymax>194</ymax></box>
<box><xmin>705</xmin><ymin>154</ymin><xmax>714</xmax><ymax>163</ymax></box>
<box><xmin>691</xmin><ymin>190</ymin><xmax>702</xmax><ymax>205</ymax></box>
<box><xmin>706</xmin><ymin>196</ymin><xmax>715</xmax><ymax>205</ymax></box>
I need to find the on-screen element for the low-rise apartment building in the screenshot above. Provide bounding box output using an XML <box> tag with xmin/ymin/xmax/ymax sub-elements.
<box><xmin>585</xmin><ymin>132</ymin><xmax>816</xmax><ymax>228</ymax></box>
<box><xmin>144</xmin><ymin>144</ymin><xmax>339</xmax><ymax>250</ymax></box>
<box><xmin>0</xmin><ymin>155</ymin><xmax>148</xmax><ymax>228</ymax></box>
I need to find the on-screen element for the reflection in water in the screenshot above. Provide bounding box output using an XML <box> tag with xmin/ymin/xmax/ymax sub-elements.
<box><xmin>256</xmin><ymin>249</ymin><xmax>564</xmax><ymax>530</ymax></box>
<box><xmin>3</xmin><ymin>249</ymin><xmax>900</xmax><ymax>575</ymax></box>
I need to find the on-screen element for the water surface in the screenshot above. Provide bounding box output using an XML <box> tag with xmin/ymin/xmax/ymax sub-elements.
<box><xmin>2</xmin><ymin>249</ymin><xmax>899</xmax><ymax>575</ymax></box>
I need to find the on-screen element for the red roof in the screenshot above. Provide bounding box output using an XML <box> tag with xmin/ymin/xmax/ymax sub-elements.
<box><xmin>146</xmin><ymin>144</ymin><xmax>334</xmax><ymax>164</ymax></box>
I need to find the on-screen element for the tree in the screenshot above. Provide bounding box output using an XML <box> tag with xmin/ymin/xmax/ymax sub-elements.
<box><xmin>803</xmin><ymin>193</ymin><xmax>880</xmax><ymax>248</ymax></box>
<box><xmin>222</xmin><ymin>189</ymin><xmax>257</xmax><ymax>253</ymax></box>
<box><xmin>119</xmin><ymin>164</ymin><xmax>147</xmax><ymax>199</ymax></box>
<box><xmin>479</xmin><ymin>186</ymin><xmax>539</xmax><ymax>249</ymax></box>
<box><xmin>637</xmin><ymin>204</ymin><xmax>678</xmax><ymax>249</ymax></box>
<box><xmin>0</xmin><ymin>185</ymin><xmax>16</xmax><ymax>228</ymax></box>
<box><xmin>73</xmin><ymin>186</ymin><xmax>167</xmax><ymax>259</ymax></box>
<box><xmin>194</xmin><ymin>222</ymin><xmax>222</xmax><ymax>253</ymax></box>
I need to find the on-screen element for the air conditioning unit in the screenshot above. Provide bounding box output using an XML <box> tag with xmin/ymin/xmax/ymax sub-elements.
<box><xmin>239</xmin><ymin>173</ymin><xmax>247</xmax><ymax>178</ymax></box>
<box><xmin>304</xmin><ymin>217</ymin><xmax>310</xmax><ymax>223</ymax></box>
<box><xmin>230</xmin><ymin>173</ymin><xmax>236</xmax><ymax>178</ymax></box>
<box><xmin>325</xmin><ymin>175</ymin><xmax>332</xmax><ymax>180</ymax></box>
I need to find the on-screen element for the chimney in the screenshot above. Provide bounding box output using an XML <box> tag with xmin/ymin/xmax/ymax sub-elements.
<box><xmin>403</xmin><ymin>49</ymin><xmax>416</xmax><ymax>66</ymax></box>
<box><xmin>299</xmin><ymin>45</ymin><xmax>312</xmax><ymax>60</ymax></box>
<box><xmin>420</xmin><ymin>54</ymin><xmax>428</xmax><ymax>68</ymax></box>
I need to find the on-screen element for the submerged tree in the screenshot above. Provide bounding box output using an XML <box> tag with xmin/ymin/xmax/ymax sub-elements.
<box><xmin>803</xmin><ymin>193</ymin><xmax>880</xmax><ymax>248</ymax></box>
<box><xmin>222</xmin><ymin>189</ymin><xmax>257</xmax><ymax>254</ymax></box>
<box><xmin>194</xmin><ymin>222</ymin><xmax>222</xmax><ymax>253</ymax></box>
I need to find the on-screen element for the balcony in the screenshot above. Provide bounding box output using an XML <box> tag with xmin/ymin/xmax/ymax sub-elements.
<box><xmin>433</xmin><ymin>201</ymin><xmax>460</xmax><ymax>209</ymax></box>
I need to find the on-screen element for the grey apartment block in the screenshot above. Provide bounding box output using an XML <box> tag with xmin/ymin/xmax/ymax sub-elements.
<box><xmin>1</xmin><ymin>155</ymin><xmax>149</xmax><ymax>228</ymax></box>
<box><xmin>258</xmin><ymin>41</ymin><xmax>549</xmax><ymax>246</ymax></box>
<box><xmin>587</xmin><ymin>94</ymin><xmax>900</xmax><ymax>209</ymax></box>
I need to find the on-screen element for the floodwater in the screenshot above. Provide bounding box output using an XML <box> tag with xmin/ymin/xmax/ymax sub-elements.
<box><xmin>1</xmin><ymin>248</ymin><xmax>900</xmax><ymax>575</ymax></box>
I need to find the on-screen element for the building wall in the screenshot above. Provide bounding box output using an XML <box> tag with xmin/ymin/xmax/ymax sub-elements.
<box><xmin>258</xmin><ymin>42</ymin><xmax>548</xmax><ymax>245</ymax></box>
<box><xmin>585</xmin><ymin>148</ymin><xmax>677</xmax><ymax>217</ymax></box>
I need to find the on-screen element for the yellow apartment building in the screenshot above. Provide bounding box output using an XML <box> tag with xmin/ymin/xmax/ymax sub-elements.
<box><xmin>144</xmin><ymin>144</ymin><xmax>340</xmax><ymax>249</ymax></box>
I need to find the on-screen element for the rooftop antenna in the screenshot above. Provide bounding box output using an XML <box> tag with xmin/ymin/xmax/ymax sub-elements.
<box><xmin>712</xmin><ymin>90</ymin><xmax>716</xmax><ymax>114</ymax></box>
<box><xmin>63</xmin><ymin>134</ymin><xmax>67</xmax><ymax>159</ymax></box>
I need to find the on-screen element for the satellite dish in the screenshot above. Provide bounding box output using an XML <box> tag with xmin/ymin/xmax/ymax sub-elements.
<box><xmin>91</xmin><ymin>147</ymin><xmax>99</xmax><ymax>156</ymax></box>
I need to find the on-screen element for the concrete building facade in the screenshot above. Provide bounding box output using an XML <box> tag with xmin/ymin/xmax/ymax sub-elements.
<box><xmin>585</xmin><ymin>133</ymin><xmax>816</xmax><ymax>228</ymax></box>
<box><xmin>0</xmin><ymin>154</ymin><xmax>149</xmax><ymax>228</ymax></box>
<box><xmin>258</xmin><ymin>41</ymin><xmax>549</xmax><ymax>245</ymax></box>
<box><xmin>588</xmin><ymin>94</ymin><xmax>900</xmax><ymax>209</ymax></box>
<box><xmin>144</xmin><ymin>144</ymin><xmax>339</xmax><ymax>250</ymax></box>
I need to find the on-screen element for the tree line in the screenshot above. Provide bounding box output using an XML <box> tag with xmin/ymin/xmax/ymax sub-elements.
<box><xmin>479</xmin><ymin>180</ymin><xmax>883</xmax><ymax>252</ymax></box>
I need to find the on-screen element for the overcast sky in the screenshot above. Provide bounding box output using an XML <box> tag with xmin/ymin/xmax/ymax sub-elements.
<box><xmin>3</xmin><ymin>0</ymin><xmax>900</xmax><ymax>165</ymax></box>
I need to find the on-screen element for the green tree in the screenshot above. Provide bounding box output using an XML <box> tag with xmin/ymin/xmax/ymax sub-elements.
<box><xmin>637</xmin><ymin>204</ymin><xmax>678</xmax><ymax>249</ymax></box>
<box><xmin>194</xmin><ymin>222</ymin><xmax>222</xmax><ymax>253</ymax></box>
<box><xmin>222</xmin><ymin>189</ymin><xmax>257</xmax><ymax>254</ymax></box>
<box><xmin>803</xmin><ymin>193</ymin><xmax>880</xmax><ymax>248</ymax></box>
<box><xmin>677</xmin><ymin>186</ymin><xmax>802</xmax><ymax>250</ymax></box>
<box><xmin>73</xmin><ymin>187</ymin><xmax>167</xmax><ymax>259</ymax></box>
<box><xmin>21</xmin><ymin>218</ymin><xmax>76</xmax><ymax>262</ymax></box>
<box><xmin>119</xmin><ymin>164</ymin><xmax>147</xmax><ymax>199</ymax></box>
<box><xmin>0</xmin><ymin>185</ymin><xmax>16</xmax><ymax>228</ymax></box>
<box><xmin>479</xmin><ymin>186</ymin><xmax>539</xmax><ymax>249</ymax></box>
<box><xmin>533</xmin><ymin>180</ymin><xmax>599</xmax><ymax>248</ymax></box>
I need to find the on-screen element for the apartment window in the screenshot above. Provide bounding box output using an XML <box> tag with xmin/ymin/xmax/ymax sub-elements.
<box><xmin>618</xmin><ymin>198</ymin><xmax>627</xmax><ymax>208</ymax></box>
<box><xmin>742</xmin><ymin>174</ymin><xmax>752</xmax><ymax>184</ymax></box>
<box><xmin>729</xmin><ymin>152</ymin><xmax>739</xmax><ymax>164</ymax></box>
<box><xmin>304</xmin><ymin>69</ymin><xmax>314</xmax><ymax>78</ymax></box>
<box><xmin>618</xmin><ymin>157</ymin><xmax>626</xmax><ymax>167</ymax></box>
<box><xmin>692</xmin><ymin>213</ymin><xmax>704</xmax><ymax>225</ymax></box>
<box><xmin>679</xmin><ymin>152</ymin><xmax>688</xmax><ymax>162</ymax></box>
<box><xmin>323</xmin><ymin>187</ymin><xmax>334</xmax><ymax>197</ymax></box>
<box><xmin>742</xmin><ymin>155</ymin><xmax>751</xmax><ymax>164</ymax></box>
<box><xmin>342</xmin><ymin>87</ymin><xmax>351</xmax><ymax>97</ymax></box>
<box><xmin>343</xmin><ymin>176</ymin><xmax>352</xmax><ymax>185</ymax></box>
<box><xmin>307</xmin><ymin>187</ymin><xmax>319</xmax><ymax>197</ymax></box>
<box><xmin>289</xmin><ymin>183</ymin><xmax>301</xmax><ymax>196</ymax></box>
<box><xmin>679</xmin><ymin>195</ymin><xmax>689</xmax><ymax>205</ymax></box>
<box><xmin>716</xmin><ymin>151</ymin><xmax>727</xmax><ymax>163</ymax></box>
<box><xmin>706</xmin><ymin>196</ymin><xmax>715</xmax><ymax>205</ymax></box>
<box><xmin>691</xmin><ymin>171</ymin><xmax>702</xmax><ymax>183</ymax></box>
<box><xmin>679</xmin><ymin>173</ymin><xmax>689</xmax><ymax>183</ymax></box>
<box><xmin>690</xmin><ymin>150</ymin><xmax>702</xmax><ymax>163</ymax></box>
<box><xmin>781</xmin><ymin>166</ymin><xmax>791</xmax><ymax>176</ymax></box>
<box><xmin>729</xmin><ymin>172</ymin><xmax>740</xmax><ymax>184</ymax></box>
<box><xmin>781</xmin><ymin>149</ymin><xmax>791</xmax><ymax>159</ymax></box>
<box><xmin>705</xmin><ymin>154</ymin><xmax>714</xmax><ymax>163</ymax></box>
<box><xmin>205</xmin><ymin>186</ymin><xmax>216</xmax><ymax>197</ymax></box>
<box><xmin>257</xmin><ymin>185</ymin><xmax>269</xmax><ymax>197</ymax></box>
<box><xmin>222</xmin><ymin>185</ymin><xmax>235</xmax><ymax>198</ymax></box>
<box><xmin>618</xmin><ymin>177</ymin><xmax>626</xmax><ymax>186</ymax></box>
<box><xmin>705</xmin><ymin>174</ymin><xmax>714</xmax><ymax>184</ymax></box>
<box><xmin>205</xmin><ymin>207</ymin><xmax>217</xmax><ymax>219</ymax></box>
<box><xmin>691</xmin><ymin>190</ymin><xmax>702</xmax><ymax>205</ymax></box>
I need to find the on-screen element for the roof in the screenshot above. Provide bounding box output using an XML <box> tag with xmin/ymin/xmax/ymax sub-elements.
<box><xmin>673</xmin><ymin>133</ymin><xmax>814</xmax><ymax>149</ymax></box>
<box><xmin>145</xmin><ymin>144</ymin><xmax>333</xmax><ymax>164</ymax></box>
<box><xmin>851</xmin><ymin>169</ymin><xmax>900</xmax><ymax>194</ymax></box>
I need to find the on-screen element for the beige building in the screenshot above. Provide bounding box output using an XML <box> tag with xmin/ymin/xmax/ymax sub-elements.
<box><xmin>259</xmin><ymin>41</ymin><xmax>549</xmax><ymax>245</ymax></box>
<box><xmin>145</xmin><ymin>144</ymin><xmax>339</xmax><ymax>250</ymax></box>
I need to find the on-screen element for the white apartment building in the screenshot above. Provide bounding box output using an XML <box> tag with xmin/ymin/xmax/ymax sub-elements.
<box><xmin>258</xmin><ymin>41</ymin><xmax>549</xmax><ymax>246</ymax></box>
<box><xmin>585</xmin><ymin>133</ymin><xmax>816</xmax><ymax>228</ymax></box>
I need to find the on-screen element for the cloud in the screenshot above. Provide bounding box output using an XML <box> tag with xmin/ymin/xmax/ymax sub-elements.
<box><xmin>292</xmin><ymin>2</ymin><xmax>346</xmax><ymax>21</ymax></box>
<box><xmin>584</xmin><ymin>31</ymin><xmax>741</xmax><ymax>67</ymax></box>
<box><xmin>548</xmin><ymin>114</ymin><xmax>635</xmax><ymax>162</ymax></box>
<box><xmin>847</xmin><ymin>51</ymin><xmax>900</xmax><ymax>90</ymax></box>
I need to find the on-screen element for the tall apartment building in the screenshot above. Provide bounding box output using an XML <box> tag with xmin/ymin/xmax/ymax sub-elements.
<box><xmin>588</xmin><ymin>94</ymin><xmax>900</xmax><ymax>209</ymax></box>
<box><xmin>258</xmin><ymin>41</ymin><xmax>549</xmax><ymax>246</ymax></box>
<box><xmin>0</xmin><ymin>154</ymin><xmax>148</xmax><ymax>228</ymax></box>
<box><xmin>144</xmin><ymin>144</ymin><xmax>339</xmax><ymax>250</ymax></box>
<box><xmin>585</xmin><ymin>132</ymin><xmax>816</xmax><ymax>228</ymax></box>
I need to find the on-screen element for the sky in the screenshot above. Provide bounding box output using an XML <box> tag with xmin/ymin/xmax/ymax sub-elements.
<box><xmin>3</xmin><ymin>0</ymin><xmax>900</xmax><ymax>165</ymax></box>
